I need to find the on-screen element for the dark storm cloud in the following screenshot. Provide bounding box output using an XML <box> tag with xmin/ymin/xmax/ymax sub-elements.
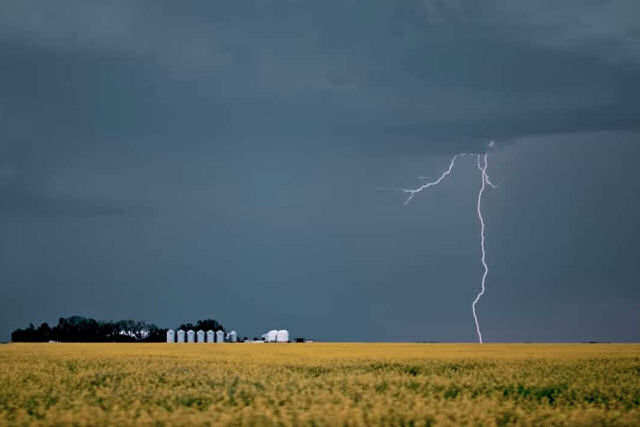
<box><xmin>1</xmin><ymin>1</ymin><xmax>638</xmax><ymax>158</ymax></box>
<box><xmin>0</xmin><ymin>1</ymin><xmax>639</xmax><ymax>341</ymax></box>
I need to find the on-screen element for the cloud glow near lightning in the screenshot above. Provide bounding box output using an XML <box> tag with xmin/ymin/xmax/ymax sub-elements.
<box><xmin>402</xmin><ymin>147</ymin><xmax>496</xmax><ymax>343</ymax></box>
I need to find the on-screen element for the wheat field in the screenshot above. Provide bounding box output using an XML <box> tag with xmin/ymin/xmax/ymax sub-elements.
<box><xmin>0</xmin><ymin>343</ymin><xmax>639</xmax><ymax>425</ymax></box>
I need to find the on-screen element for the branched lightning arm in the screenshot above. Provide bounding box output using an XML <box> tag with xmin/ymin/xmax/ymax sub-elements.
<box><xmin>401</xmin><ymin>154</ymin><xmax>458</xmax><ymax>206</ymax></box>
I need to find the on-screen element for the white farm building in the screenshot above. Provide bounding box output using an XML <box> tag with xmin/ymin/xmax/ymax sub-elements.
<box><xmin>168</xmin><ymin>328</ymin><xmax>228</xmax><ymax>343</ymax></box>
<box><xmin>261</xmin><ymin>329</ymin><xmax>290</xmax><ymax>343</ymax></box>
<box><xmin>167</xmin><ymin>325</ymin><xmax>292</xmax><ymax>344</ymax></box>
<box><xmin>276</xmin><ymin>330</ymin><xmax>289</xmax><ymax>342</ymax></box>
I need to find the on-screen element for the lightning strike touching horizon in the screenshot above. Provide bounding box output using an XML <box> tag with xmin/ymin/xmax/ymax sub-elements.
<box><xmin>473</xmin><ymin>153</ymin><xmax>493</xmax><ymax>344</ymax></box>
<box><xmin>401</xmin><ymin>146</ymin><xmax>496</xmax><ymax>343</ymax></box>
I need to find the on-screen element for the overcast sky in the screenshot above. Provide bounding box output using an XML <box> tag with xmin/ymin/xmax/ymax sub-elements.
<box><xmin>1</xmin><ymin>1</ymin><xmax>639</xmax><ymax>342</ymax></box>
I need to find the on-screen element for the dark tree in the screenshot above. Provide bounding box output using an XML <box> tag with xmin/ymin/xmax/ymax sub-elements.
<box><xmin>178</xmin><ymin>319</ymin><xmax>225</xmax><ymax>332</ymax></box>
<box><xmin>11</xmin><ymin>316</ymin><xmax>166</xmax><ymax>342</ymax></box>
<box><xmin>37</xmin><ymin>322</ymin><xmax>52</xmax><ymax>341</ymax></box>
<box><xmin>178</xmin><ymin>323</ymin><xmax>197</xmax><ymax>331</ymax></box>
<box><xmin>11</xmin><ymin>316</ymin><xmax>226</xmax><ymax>342</ymax></box>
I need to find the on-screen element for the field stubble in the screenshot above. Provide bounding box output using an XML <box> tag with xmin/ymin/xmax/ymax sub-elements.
<box><xmin>0</xmin><ymin>343</ymin><xmax>639</xmax><ymax>425</ymax></box>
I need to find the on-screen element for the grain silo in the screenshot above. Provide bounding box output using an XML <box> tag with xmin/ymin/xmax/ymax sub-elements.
<box><xmin>267</xmin><ymin>330</ymin><xmax>278</xmax><ymax>342</ymax></box>
<box><xmin>206</xmin><ymin>330</ymin><xmax>214</xmax><ymax>343</ymax></box>
<box><xmin>276</xmin><ymin>330</ymin><xmax>289</xmax><ymax>343</ymax></box>
<box><xmin>197</xmin><ymin>330</ymin><xmax>205</xmax><ymax>343</ymax></box>
<box><xmin>177</xmin><ymin>329</ymin><xmax>185</xmax><ymax>343</ymax></box>
<box><xmin>187</xmin><ymin>330</ymin><xmax>195</xmax><ymax>343</ymax></box>
<box><xmin>166</xmin><ymin>329</ymin><xmax>175</xmax><ymax>343</ymax></box>
<box><xmin>216</xmin><ymin>330</ymin><xmax>225</xmax><ymax>343</ymax></box>
<box><xmin>227</xmin><ymin>330</ymin><xmax>238</xmax><ymax>342</ymax></box>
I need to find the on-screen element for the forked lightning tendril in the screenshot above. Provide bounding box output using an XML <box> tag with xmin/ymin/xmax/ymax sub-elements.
<box><xmin>401</xmin><ymin>154</ymin><xmax>458</xmax><ymax>205</ymax></box>
<box><xmin>401</xmin><ymin>148</ymin><xmax>496</xmax><ymax>343</ymax></box>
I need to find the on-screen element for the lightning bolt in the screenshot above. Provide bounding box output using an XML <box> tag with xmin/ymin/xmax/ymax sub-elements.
<box><xmin>472</xmin><ymin>153</ymin><xmax>494</xmax><ymax>343</ymax></box>
<box><xmin>401</xmin><ymin>148</ymin><xmax>497</xmax><ymax>343</ymax></box>
<box><xmin>401</xmin><ymin>154</ymin><xmax>458</xmax><ymax>206</ymax></box>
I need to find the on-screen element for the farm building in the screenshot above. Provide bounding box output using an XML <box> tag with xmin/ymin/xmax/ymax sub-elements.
<box><xmin>262</xmin><ymin>329</ymin><xmax>289</xmax><ymax>342</ymax></box>
<box><xmin>166</xmin><ymin>326</ymin><xmax>262</xmax><ymax>344</ymax></box>
<box><xmin>276</xmin><ymin>330</ymin><xmax>289</xmax><ymax>342</ymax></box>
<box><xmin>170</xmin><ymin>328</ymin><xmax>226</xmax><ymax>344</ymax></box>
<box><xmin>265</xmin><ymin>330</ymin><xmax>278</xmax><ymax>342</ymax></box>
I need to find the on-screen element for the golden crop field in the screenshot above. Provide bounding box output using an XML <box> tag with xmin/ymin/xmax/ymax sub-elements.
<box><xmin>0</xmin><ymin>343</ymin><xmax>639</xmax><ymax>426</ymax></box>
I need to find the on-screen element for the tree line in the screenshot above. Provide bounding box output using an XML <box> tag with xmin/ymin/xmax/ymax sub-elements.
<box><xmin>11</xmin><ymin>316</ymin><xmax>226</xmax><ymax>342</ymax></box>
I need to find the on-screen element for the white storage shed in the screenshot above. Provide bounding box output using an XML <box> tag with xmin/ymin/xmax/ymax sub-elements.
<box><xmin>267</xmin><ymin>330</ymin><xmax>278</xmax><ymax>342</ymax></box>
<box><xmin>276</xmin><ymin>330</ymin><xmax>289</xmax><ymax>343</ymax></box>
